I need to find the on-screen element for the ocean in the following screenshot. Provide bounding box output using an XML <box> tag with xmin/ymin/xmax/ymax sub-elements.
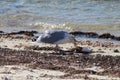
<box><xmin>0</xmin><ymin>0</ymin><xmax>120</xmax><ymax>36</ymax></box>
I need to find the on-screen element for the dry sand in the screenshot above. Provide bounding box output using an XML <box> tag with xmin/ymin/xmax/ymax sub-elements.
<box><xmin>0</xmin><ymin>65</ymin><xmax>120</xmax><ymax>80</ymax></box>
<box><xmin>0</xmin><ymin>32</ymin><xmax>120</xmax><ymax>80</ymax></box>
<box><xmin>0</xmin><ymin>65</ymin><xmax>65</xmax><ymax>80</ymax></box>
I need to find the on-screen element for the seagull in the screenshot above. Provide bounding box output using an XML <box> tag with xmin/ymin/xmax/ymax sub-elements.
<box><xmin>33</xmin><ymin>30</ymin><xmax>77</xmax><ymax>51</ymax></box>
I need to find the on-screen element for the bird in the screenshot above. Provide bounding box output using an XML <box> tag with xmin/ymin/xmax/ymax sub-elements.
<box><xmin>33</xmin><ymin>30</ymin><xmax>77</xmax><ymax>52</ymax></box>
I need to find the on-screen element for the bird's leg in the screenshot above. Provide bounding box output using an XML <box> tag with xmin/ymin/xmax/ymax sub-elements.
<box><xmin>55</xmin><ymin>44</ymin><xmax>59</xmax><ymax>52</ymax></box>
<box><xmin>56</xmin><ymin>44</ymin><xmax>59</xmax><ymax>49</ymax></box>
<box><xmin>73</xmin><ymin>41</ymin><xmax>78</xmax><ymax>48</ymax></box>
<box><xmin>54</xmin><ymin>44</ymin><xmax>65</xmax><ymax>55</ymax></box>
<box><xmin>54</xmin><ymin>44</ymin><xmax>61</xmax><ymax>53</ymax></box>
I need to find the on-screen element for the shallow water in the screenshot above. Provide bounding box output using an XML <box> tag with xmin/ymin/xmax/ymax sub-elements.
<box><xmin>0</xmin><ymin>0</ymin><xmax>120</xmax><ymax>35</ymax></box>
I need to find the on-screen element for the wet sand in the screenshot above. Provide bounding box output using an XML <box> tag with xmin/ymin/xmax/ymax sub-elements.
<box><xmin>0</xmin><ymin>31</ymin><xmax>120</xmax><ymax>80</ymax></box>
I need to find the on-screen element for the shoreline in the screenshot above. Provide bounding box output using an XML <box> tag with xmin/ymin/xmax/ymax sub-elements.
<box><xmin>0</xmin><ymin>30</ymin><xmax>120</xmax><ymax>80</ymax></box>
<box><xmin>0</xmin><ymin>23</ymin><xmax>120</xmax><ymax>36</ymax></box>
<box><xmin>0</xmin><ymin>30</ymin><xmax>120</xmax><ymax>41</ymax></box>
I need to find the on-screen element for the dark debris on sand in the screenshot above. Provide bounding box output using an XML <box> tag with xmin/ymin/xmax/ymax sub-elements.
<box><xmin>70</xmin><ymin>31</ymin><xmax>120</xmax><ymax>41</ymax></box>
<box><xmin>0</xmin><ymin>30</ymin><xmax>120</xmax><ymax>79</ymax></box>
<box><xmin>25</xmin><ymin>45</ymin><xmax>57</xmax><ymax>51</ymax></box>
<box><xmin>25</xmin><ymin>45</ymin><xmax>92</xmax><ymax>54</ymax></box>
<box><xmin>0</xmin><ymin>30</ymin><xmax>38</xmax><ymax>37</ymax></box>
<box><xmin>0</xmin><ymin>48</ymin><xmax>120</xmax><ymax>78</ymax></box>
<box><xmin>9</xmin><ymin>31</ymin><xmax>38</xmax><ymax>36</ymax></box>
<box><xmin>0</xmin><ymin>31</ymin><xmax>4</xmax><ymax>33</ymax></box>
<box><xmin>114</xmin><ymin>49</ymin><xmax>119</xmax><ymax>53</ymax></box>
<box><xmin>0</xmin><ymin>30</ymin><xmax>120</xmax><ymax>41</ymax></box>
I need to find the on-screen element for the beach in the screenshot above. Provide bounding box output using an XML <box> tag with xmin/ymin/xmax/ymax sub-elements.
<box><xmin>0</xmin><ymin>30</ymin><xmax>120</xmax><ymax>80</ymax></box>
<box><xmin>0</xmin><ymin>0</ymin><xmax>120</xmax><ymax>80</ymax></box>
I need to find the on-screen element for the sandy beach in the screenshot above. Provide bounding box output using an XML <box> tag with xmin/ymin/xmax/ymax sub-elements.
<box><xmin>0</xmin><ymin>30</ymin><xmax>120</xmax><ymax>80</ymax></box>
<box><xmin>1</xmin><ymin>0</ymin><xmax>120</xmax><ymax>80</ymax></box>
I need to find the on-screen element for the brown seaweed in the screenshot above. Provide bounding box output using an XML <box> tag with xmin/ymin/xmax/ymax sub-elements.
<box><xmin>70</xmin><ymin>31</ymin><xmax>98</xmax><ymax>38</ymax></box>
<box><xmin>0</xmin><ymin>48</ymin><xmax>120</xmax><ymax>78</ymax></box>
<box><xmin>70</xmin><ymin>31</ymin><xmax>120</xmax><ymax>41</ymax></box>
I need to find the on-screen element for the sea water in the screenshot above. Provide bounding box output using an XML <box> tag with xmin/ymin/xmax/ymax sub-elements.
<box><xmin>0</xmin><ymin>0</ymin><xmax>120</xmax><ymax>36</ymax></box>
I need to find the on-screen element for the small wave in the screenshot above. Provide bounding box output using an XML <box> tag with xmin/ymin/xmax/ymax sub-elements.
<box><xmin>27</xmin><ymin>22</ymin><xmax>72</xmax><ymax>31</ymax></box>
<box><xmin>27</xmin><ymin>22</ymin><xmax>120</xmax><ymax>31</ymax></box>
<box><xmin>22</xmin><ymin>22</ymin><xmax>119</xmax><ymax>32</ymax></box>
<box><xmin>0</xmin><ymin>21</ymin><xmax>120</xmax><ymax>36</ymax></box>
<box><xmin>24</xmin><ymin>22</ymin><xmax>120</xmax><ymax>36</ymax></box>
